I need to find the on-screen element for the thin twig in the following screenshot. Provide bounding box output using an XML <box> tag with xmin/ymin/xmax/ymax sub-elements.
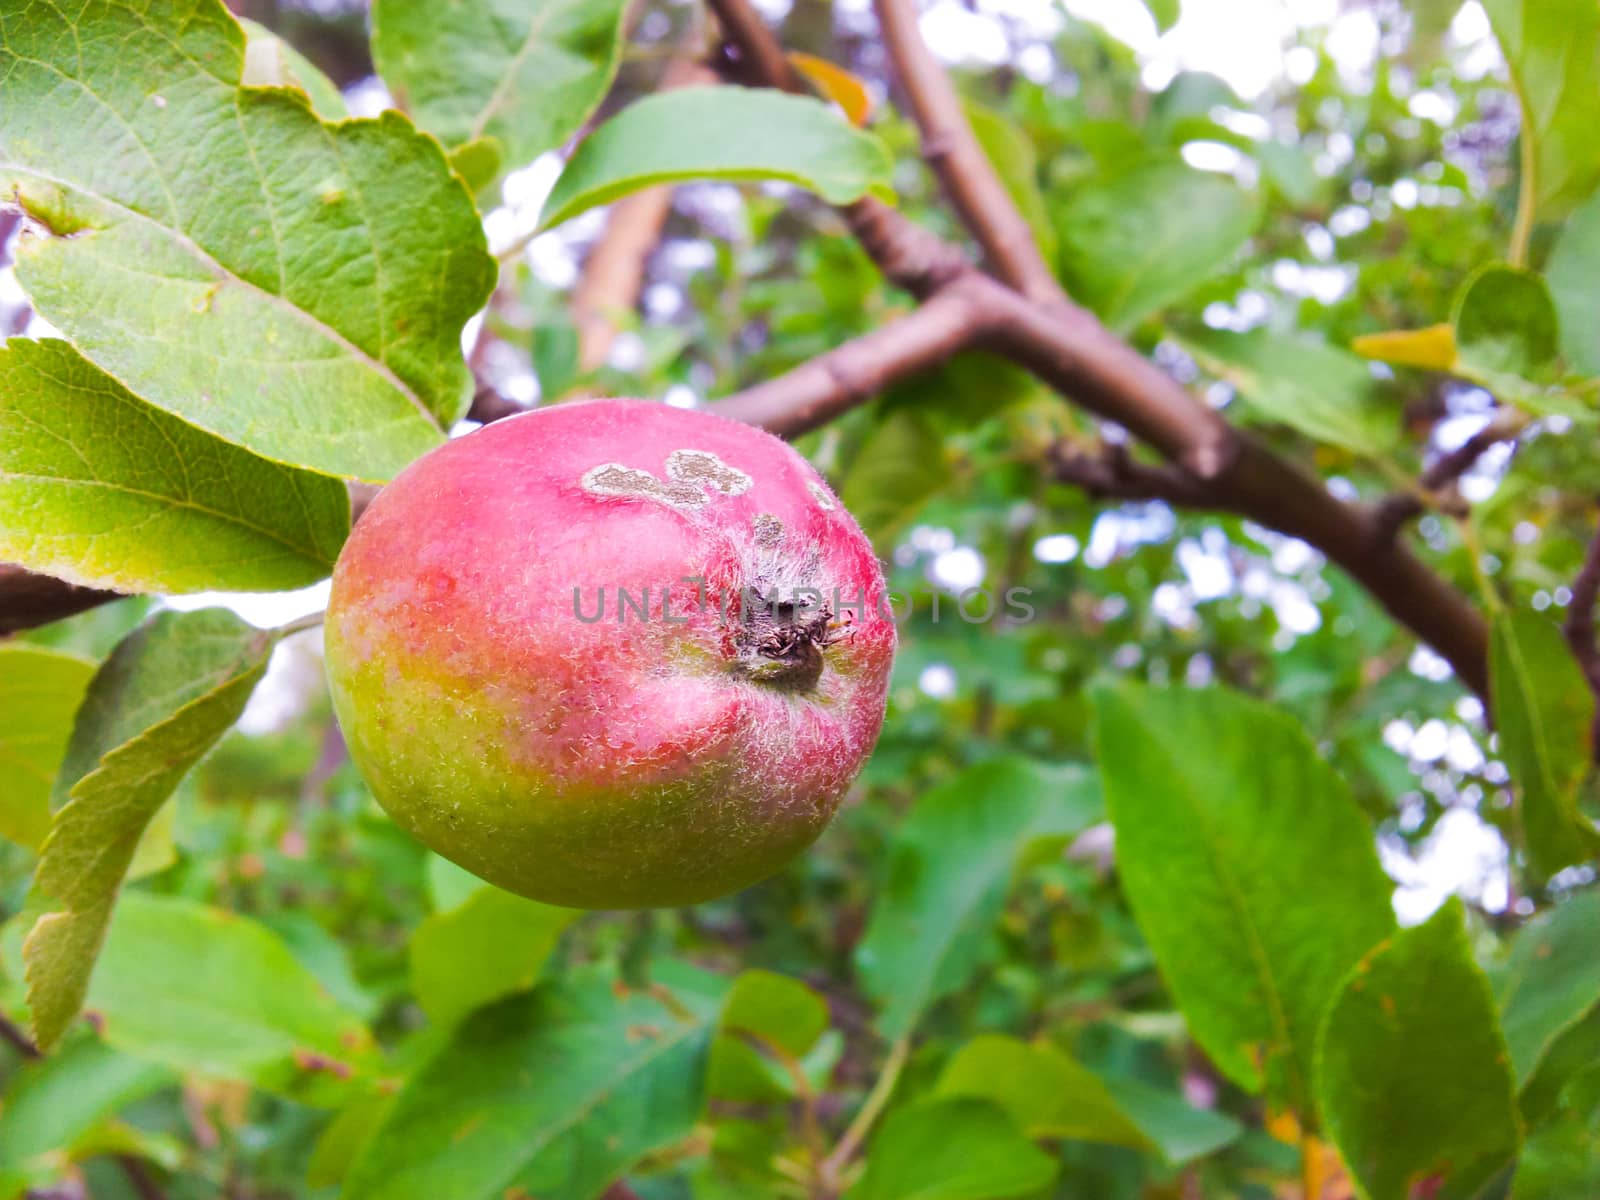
<box><xmin>1562</xmin><ymin>501</ymin><xmax>1600</xmax><ymax>751</ymax></box>
<box><xmin>1372</xmin><ymin>408</ymin><xmax>1528</xmax><ymax>545</ymax></box>
<box><xmin>0</xmin><ymin>1011</ymin><xmax>40</xmax><ymax>1058</ymax></box>
<box><xmin>1050</xmin><ymin>441</ymin><xmax>1214</xmax><ymax>507</ymax></box>
<box><xmin>871</xmin><ymin>0</ymin><xmax>1061</xmax><ymax>303</ymax></box>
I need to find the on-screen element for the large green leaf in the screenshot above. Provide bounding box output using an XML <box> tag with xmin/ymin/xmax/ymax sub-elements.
<box><xmin>408</xmin><ymin>884</ymin><xmax>577</xmax><ymax>1028</ymax></box>
<box><xmin>856</xmin><ymin>758</ymin><xmax>1102</xmax><ymax>1039</ymax></box>
<box><xmin>84</xmin><ymin>892</ymin><xmax>378</xmax><ymax>1105</ymax></box>
<box><xmin>1481</xmin><ymin>0</ymin><xmax>1600</xmax><ymax>223</ymax></box>
<box><xmin>345</xmin><ymin>964</ymin><xmax>726</xmax><ymax>1200</ymax></box>
<box><xmin>0</xmin><ymin>0</ymin><xmax>495</xmax><ymax>481</ymax></box>
<box><xmin>540</xmin><ymin>87</ymin><xmax>895</xmax><ymax>231</ymax></box>
<box><xmin>1544</xmin><ymin>189</ymin><xmax>1600</xmax><ymax>376</ymax></box>
<box><xmin>840</xmin><ymin>408</ymin><xmax>951</xmax><ymax>553</ymax></box>
<box><xmin>1180</xmin><ymin>328</ymin><xmax>1398</xmax><ymax>456</ymax></box>
<box><xmin>1492</xmin><ymin>892</ymin><xmax>1600</xmax><ymax>1087</ymax></box>
<box><xmin>0</xmin><ymin>340</ymin><xmax>349</xmax><ymax>594</ymax></box>
<box><xmin>0</xmin><ymin>1036</ymin><xmax>174</xmax><ymax>1196</ymax></box>
<box><xmin>372</xmin><ymin>0</ymin><xmax>628</xmax><ymax>183</ymax></box>
<box><xmin>1317</xmin><ymin>900</ymin><xmax>1521</xmax><ymax>1200</ymax></box>
<box><xmin>23</xmin><ymin>609</ymin><xmax>278</xmax><ymax>1050</ymax></box>
<box><xmin>1091</xmin><ymin>682</ymin><xmax>1395</xmax><ymax>1120</ymax></box>
<box><xmin>1054</xmin><ymin>159</ymin><xmax>1260</xmax><ymax>332</ymax></box>
<box><xmin>0</xmin><ymin>643</ymin><xmax>94</xmax><ymax>850</ymax></box>
<box><xmin>1488</xmin><ymin>612</ymin><xmax>1600</xmax><ymax>880</ymax></box>
<box><xmin>852</xmin><ymin>1097</ymin><xmax>1058</xmax><ymax>1200</ymax></box>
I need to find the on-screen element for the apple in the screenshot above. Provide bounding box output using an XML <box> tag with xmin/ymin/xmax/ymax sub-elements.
<box><xmin>324</xmin><ymin>399</ymin><xmax>896</xmax><ymax>908</ymax></box>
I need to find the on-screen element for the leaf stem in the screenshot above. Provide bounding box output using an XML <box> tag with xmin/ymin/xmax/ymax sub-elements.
<box><xmin>1509</xmin><ymin>129</ymin><xmax>1536</xmax><ymax>268</ymax></box>
<box><xmin>278</xmin><ymin>611</ymin><xmax>326</xmax><ymax>638</ymax></box>
<box><xmin>820</xmin><ymin>1036</ymin><xmax>909</xmax><ymax>1188</ymax></box>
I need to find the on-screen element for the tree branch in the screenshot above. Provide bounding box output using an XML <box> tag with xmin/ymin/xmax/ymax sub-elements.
<box><xmin>871</xmin><ymin>0</ymin><xmax>1062</xmax><ymax>303</ymax></box>
<box><xmin>713</xmin><ymin>278</ymin><xmax>996</xmax><ymax>436</ymax></box>
<box><xmin>1372</xmin><ymin>408</ymin><xmax>1527</xmax><ymax>543</ymax></box>
<box><xmin>704</xmin><ymin>0</ymin><xmax>1492</xmax><ymax>696</ymax></box>
<box><xmin>1051</xmin><ymin>441</ymin><xmax>1215</xmax><ymax>507</ymax></box>
<box><xmin>572</xmin><ymin>58</ymin><xmax>718</xmax><ymax>374</ymax></box>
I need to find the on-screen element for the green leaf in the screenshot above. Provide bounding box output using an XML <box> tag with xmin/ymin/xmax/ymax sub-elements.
<box><xmin>856</xmin><ymin>758</ymin><xmax>1102</xmax><ymax>1039</ymax></box>
<box><xmin>1317</xmin><ymin>900</ymin><xmax>1521</xmax><ymax>1200</ymax></box>
<box><xmin>935</xmin><ymin>1033</ymin><xmax>1149</xmax><ymax>1149</ymax></box>
<box><xmin>345</xmin><ymin>963</ymin><xmax>726</xmax><ymax>1200</ymax></box>
<box><xmin>82</xmin><ymin>892</ymin><xmax>378</xmax><ymax>1105</ymax></box>
<box><xmin>1544</xmin><ymin>189</ymin><xmax>1600</xmax><ymax>376</ymax></box>
<box><xmin>1054</xmin><ymin>159</ymin><xmax>1260</xmax><ymax>332</ymax></box>
<box><xmin>1179</xmin><ymin>327</ymin><xmax>1398</xmax><ymax>456</ymax></box>
<box><xmin>0</xmin><ymin>340</ymin><xmax>350</xmax><ymax>594</ymax></box>
<box><xmin>1091</xmin><ymin>682</ymin><xmax>1396</xmax><ymax>1120</ymax></box>
<box><xmin>840</xmin><ymin>408</ymin><xmax>951</xmax><ymax>553</ymax></box>
<box><xmin>1481</xmin><ymin>0</ymin><xmax>1600</xmax><ymax>223</ymax></box>
<box><xmin>532</xmin><ymin>317</ymin><xmax>582</xmax><ymax>401</ymax></box>
<box><xmin>0</xmin><ymin>0</ymin><xmax>495</xmax><ymax>481</ymax></box>
<box><xmin>708</xmin><ymin>969</ymin><xmax>829</xmax><ymax>1103</ymax></box>
<box><xmin>0</xmin><ymin>643</ymin><xmax>94</xmax><ymax>850</ymax></box>
<box><xmin>1141</xmin><ymin>0</ymin><xmax>1181</xmax><ymax>34</ymax></box>
<box><xmin>1512</xmin><ymin>1110</ymin><xmax>1600</xmax><ymax>1200</ymax></box>
<box><xmin>1519</xmin><ymin>1003</ymin><xmax>1600</xmax><ymax>1127</ymax></box>
<box><xmin>963</xmin><ymin>98</ymin><xmax>1057</xmax><ymax>264</ymax></box>
<box><xmin>409</xmin><ymin>884</ymin><xmax>577</xmax><ymax>1028</ymax></box>
<box><xmin>1101</xmin><ymin>1076</ymin><xmax>1244</xmax><ymax>1166</ymax></box>
<box><xmin>540</xmin><ymin>87</ymin><xmax>895</xmax><ymax>231</ymax></box>
<box><xmin>23</xmin><ymin>609</ymin><xmax>277</xmax><ymax>1051</ymax></box>
<box><xmin>372</xmin><ymin>0</ymin><xmax>628</xmax><ymax>180</ymax></box>
<box><xmin>1488</xmin><ymin>612</ymin><xmax>1600</xmax><ymax>880</ymax></box>
<box><xmin>1493</xmin><ymin>891</ymin><xmax>1600</xmax><ymax>1087</ymax></box>
<box><xmin>239</xmin><ymin>18</ymin><xmax>347</xmax><ymax>118</ymax></box>
<box><xmin>1453</xmin><ymin>265</ymin><xmax>1559</xmax><ymax>378</ymax></box>
<box><xmin>852</xmin><ymin>1097</ymin><xmax>1058</xmax><ymax>1200</ymax></box>
<box><xmin>0</xmin><ymin>1036</ymin><xmax>173</xmax><ymax>1196</ymax></box>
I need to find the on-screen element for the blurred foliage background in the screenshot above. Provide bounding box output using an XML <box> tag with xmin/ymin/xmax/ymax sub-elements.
<box><xmin>3</xmin><ymin>1</ymin><xmax>1599</xmax><ymax>1198</ymax></box>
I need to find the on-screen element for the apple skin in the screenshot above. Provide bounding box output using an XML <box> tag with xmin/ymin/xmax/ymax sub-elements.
<box><xmin>324</xmin><ymin>399</ymin><xmax>896</xmax><ymax>908</ymax></box>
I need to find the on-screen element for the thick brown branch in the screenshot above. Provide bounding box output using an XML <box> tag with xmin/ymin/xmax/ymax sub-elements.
<box><xmin>0</xmin><ymin>564</ymin><xmax>121</xmax><ymax>636</ymax></box>
<box><xmin>713</xmin><ymin>277</ymin><xmax>996</xmax><ymax>436</ymax></box>
<box><xmin>871</xmin><ymin>0</ymin><xmax>1062</xmax><ymax>303</ymax></box>
<box><xmin>702</xmin><ymin>0</ymin><xmax>1491</xmax><ymax>696</ymax></box>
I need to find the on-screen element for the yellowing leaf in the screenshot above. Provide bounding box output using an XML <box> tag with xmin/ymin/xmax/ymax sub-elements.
<box><xmin>789</xmin><ymin>51</ymin><xmax>875</xmax><ymax>127</ymax></box>
<box><xmin>1351</xmin><ymin>324</ymin><xmax>1459</xmax><ymax>371</ymax></box>
<box><xmin>24</xmin><ymin>610</ymin><xmax>278</xmax><ymax>1050</ymax></box>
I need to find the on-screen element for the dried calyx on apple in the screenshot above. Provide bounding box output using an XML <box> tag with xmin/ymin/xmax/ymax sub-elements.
<box><xmin>324</xmin><ymin>398</ymin><xmax>896</xmax><ymax>909</ymax></box>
